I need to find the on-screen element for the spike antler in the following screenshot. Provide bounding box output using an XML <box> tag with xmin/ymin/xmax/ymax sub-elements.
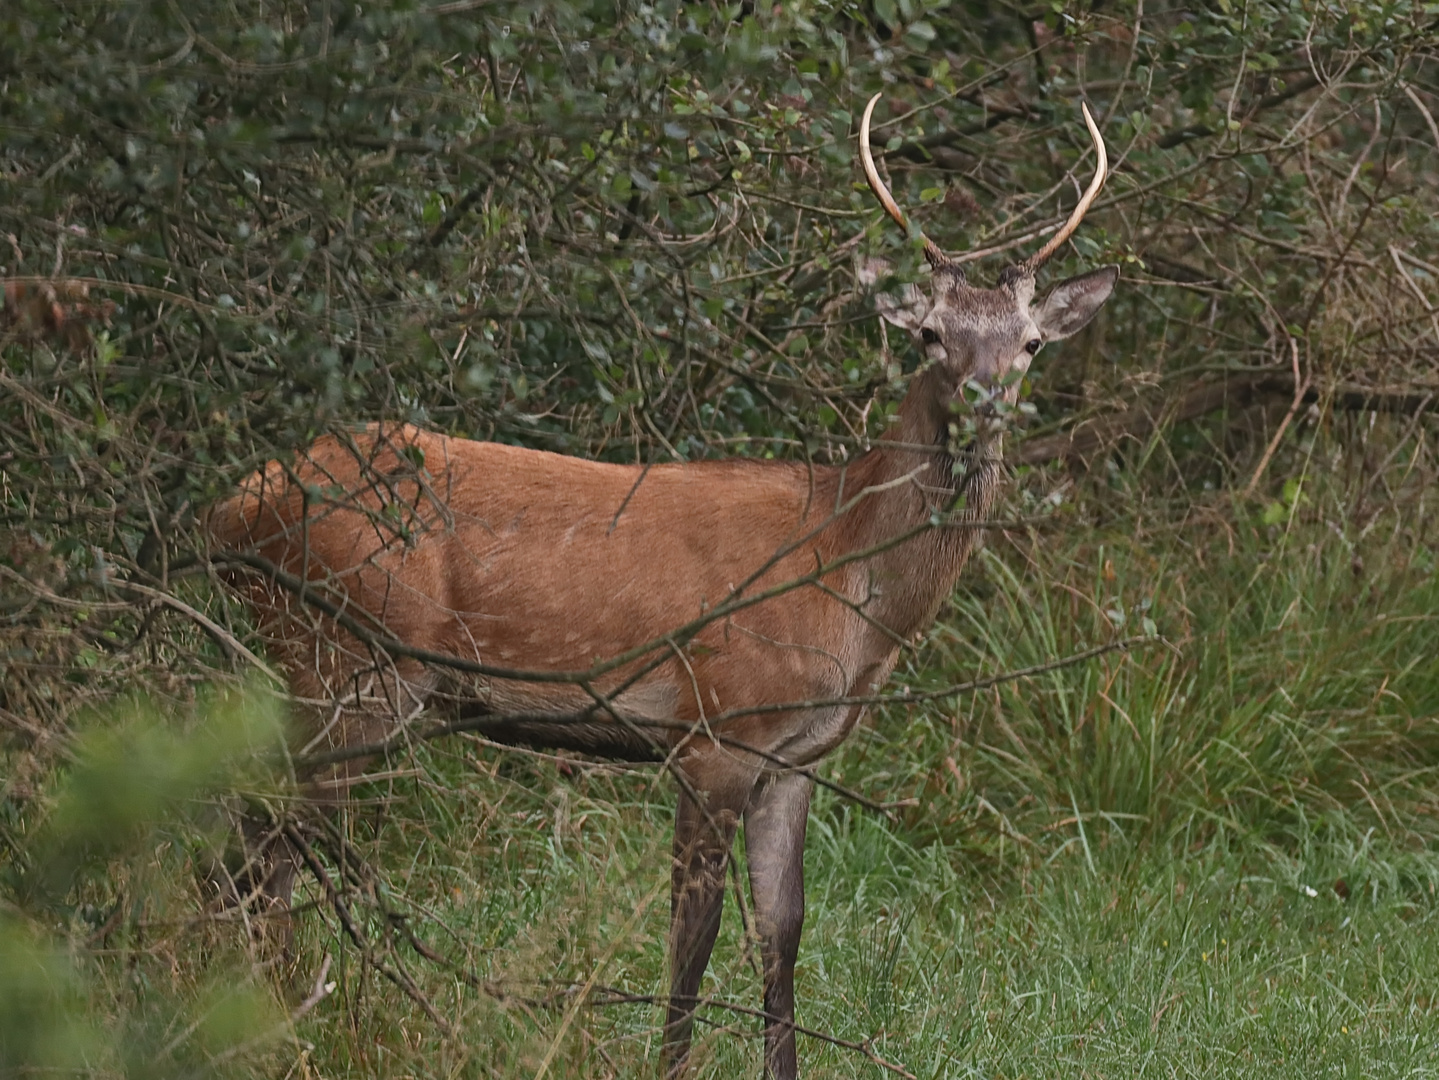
<box><xmin>859</xmin><ymin>93</ymin><xmax>948</xmax><ymax>268</ymax></box>
<box><xmin>1015</xmin><ymin>101</ymin><xmax>1108</xmax><ymax>275</ymax></box>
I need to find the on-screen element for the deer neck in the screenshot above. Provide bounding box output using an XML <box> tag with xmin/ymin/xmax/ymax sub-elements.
<box><xmin>831</xmin><ymin>365</ymin><xmax>1004</xmax><ymax>641</ymax></box>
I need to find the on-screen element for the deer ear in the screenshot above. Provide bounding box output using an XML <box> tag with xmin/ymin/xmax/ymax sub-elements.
<box><xmin>1033</xmin><ymin>265</ymin><xmax>1118</xmax><ymax>341</ymax></box>
<box><xmin>859</xmin><ymin>257</ymin><xmax>932</xmax><ymax>332</ymax></box>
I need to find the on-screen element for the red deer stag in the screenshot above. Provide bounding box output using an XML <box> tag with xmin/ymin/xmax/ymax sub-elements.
<box><xmin>208</xmin><ymin>93</ymin><xmax>1115</xmax><ymax>1079</ymax></box>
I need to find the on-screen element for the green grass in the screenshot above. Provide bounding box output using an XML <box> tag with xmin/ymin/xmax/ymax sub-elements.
<box><xmin>798</xmin><ymin>827</ymin><xmax>1439</xmax><ymax>1080</ymax></box>
<box><xmin>278</xmin><ymin>754</ymin><xmax>1439</xmax><ymax>1079</ymax></box>
<box><xmin>7</xmin><ymin>512</ymin><xmax>1439</xmax><ymax>1077</ymax></box>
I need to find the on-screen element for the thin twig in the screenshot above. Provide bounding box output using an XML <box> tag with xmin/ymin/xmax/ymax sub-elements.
<box><xmin>577</xmin><ymin>984</ymin><xmax>917</xmax><ymax>1079</ymax></box>
<box><xmin>1244</xmin><ymin>334</ymin><xmax>1309</xmax><ymax>498</ymax></box>
<box><xmin>294</xmin><ymin>635</ymin><xmax>1160</xmax><ymax>771</ymax></box>
<box><xmin>282</xmin><ymin>821</ymin><xmax>454</xmax><ymax>1035</ymax></box>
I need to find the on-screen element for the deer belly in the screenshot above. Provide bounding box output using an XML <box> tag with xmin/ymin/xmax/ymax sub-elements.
<box><xmin>760</xmin><ymin>701</ymin><xmax>869</xmax><ymax>769</ymax></box>
<box><xmin>759</xmin><ymin>650</ymin><xmax>899</xmax><ymax>767</ymax></box>
<box><xmin>445</xmin><ymin>676</ymin><xmax>680</xmax><ymax>762</ymax></box>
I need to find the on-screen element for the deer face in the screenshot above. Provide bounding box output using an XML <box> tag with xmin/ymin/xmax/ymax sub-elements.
<box><xmin>857</xmin><ymin>93</ymin><xmax>1116</xmax><ymax>419</ymax></box>
<box><xmin>862</xmin><ymin>261</ymin><xmax>1117</xmax><ymax>410</ymax></box>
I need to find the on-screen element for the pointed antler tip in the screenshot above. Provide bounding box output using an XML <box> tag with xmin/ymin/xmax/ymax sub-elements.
<box><xmin>858</xmin><ymin>93</ymin><xmax>948</xmax><ymax>268</ymax></box>
<box><xmin>1016</xmin><ymin>98</ymin><xmax>1108</xmax><ymax>274</ymax></box>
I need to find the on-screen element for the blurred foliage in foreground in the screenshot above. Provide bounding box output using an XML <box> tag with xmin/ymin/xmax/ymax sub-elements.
<box><xmin>0</xmin><ymin>687</ymin><xmax>285</xmax><ymax>1077</ymax></box>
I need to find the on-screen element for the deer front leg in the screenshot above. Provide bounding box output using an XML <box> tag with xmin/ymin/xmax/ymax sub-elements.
<box><xmin>744</xmin><ymin>771</ymin><xmax>813</xmax><ymax>1080</ymax></box>
<box><xmin>662</xmin><ymin>765</ymin><xmax>752</xmax><ymax>1077</ymax></box>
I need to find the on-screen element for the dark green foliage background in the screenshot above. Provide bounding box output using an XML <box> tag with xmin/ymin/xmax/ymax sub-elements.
<box><xmin>6</xmin><ymin>0</ymin><xmax>1439</xmax><ymax>1075</ymax></box>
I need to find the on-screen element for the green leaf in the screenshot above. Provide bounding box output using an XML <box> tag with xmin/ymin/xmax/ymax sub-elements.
<box><xmin>422</xmin><ymin>191</ymin><xmax>444</xmax><ymax>226</ymax></box>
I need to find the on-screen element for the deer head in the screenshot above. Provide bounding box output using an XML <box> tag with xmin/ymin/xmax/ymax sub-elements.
<box><xmin>857</xmin><ymin>94</ymin><xmax>1117</xmax><ymax>435</ymax></box>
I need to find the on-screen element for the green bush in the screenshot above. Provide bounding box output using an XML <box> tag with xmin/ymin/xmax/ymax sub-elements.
<box><xmin>0</xmin><ymin>685</ymin><xmax>286</xmax><ymax>1078</ymax></box>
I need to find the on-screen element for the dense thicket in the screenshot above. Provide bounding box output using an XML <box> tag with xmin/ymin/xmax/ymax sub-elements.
<box><xmin>5</xmin><ymin>0</ymin><xmax>1439</xmax><ymax>1073</ymax></box>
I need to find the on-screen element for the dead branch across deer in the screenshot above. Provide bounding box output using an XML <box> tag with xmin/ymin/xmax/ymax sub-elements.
<box><xmin>291</xmin><ymin>636</ymin><xmax>1158</xmax><ymax>799</ymax></box>
<box><xmin>208</xmin><ymin>508</ymin><xmax>1057</xmax><ymax>692</ymax></box>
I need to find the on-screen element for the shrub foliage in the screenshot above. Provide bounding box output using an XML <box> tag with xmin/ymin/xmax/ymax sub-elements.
<box><xmin>5</xmin><ymin>0</ymin><xmax>1439</xmax><ymax>1073</ymax></box>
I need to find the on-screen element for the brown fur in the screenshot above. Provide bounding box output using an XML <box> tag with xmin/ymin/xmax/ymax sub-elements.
<box><xmin>209</xmin><ymin>260</ymin><xmax>1115</xmax><ymax>1080</ymax></box>
<box><xmin>209</xmin><ymin>366</ymin><xmax>991</xmax><ymax>777</ymax></box>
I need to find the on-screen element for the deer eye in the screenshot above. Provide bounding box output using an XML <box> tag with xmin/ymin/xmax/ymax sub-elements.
<box><xmin>920</xmin><ymin>327</ymin><xmax>940</xmax><ymax>345</ymax></box>
<box><xmin>1024</xmin><ymin>338</ymin><xmax>1042</xmax><ymax>356</ymax></box>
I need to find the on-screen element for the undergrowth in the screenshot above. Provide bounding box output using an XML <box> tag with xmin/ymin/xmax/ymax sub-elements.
<box><xmin>4</xmin><ymin>506</ymin><xmax>1439</xmax><ymax>1077</ymax></box>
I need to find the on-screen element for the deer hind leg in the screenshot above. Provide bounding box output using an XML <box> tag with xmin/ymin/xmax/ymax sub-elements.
<box><xmin>221</xmin><ymin>657</ymin><xmax>435</xmax><ymax>949</ymax></box>
<box><xmin>200</xmin><ymin>799</ymin><xmax>302</xmax><ymax>961</ymax></box>
<box><xmin>662</xmin><ymin>754</ymin><xmax>758</xmax><ymax>1077</ymax></box>
<box><xmin>240</xmin><ymin>821</ymin><xmax>301</xmax><ymax>958</ymax></box>
<box><xmin>744</xmin><ymin>771</ymin><xmax>813</xmax><ymax>1080</ymax></box>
